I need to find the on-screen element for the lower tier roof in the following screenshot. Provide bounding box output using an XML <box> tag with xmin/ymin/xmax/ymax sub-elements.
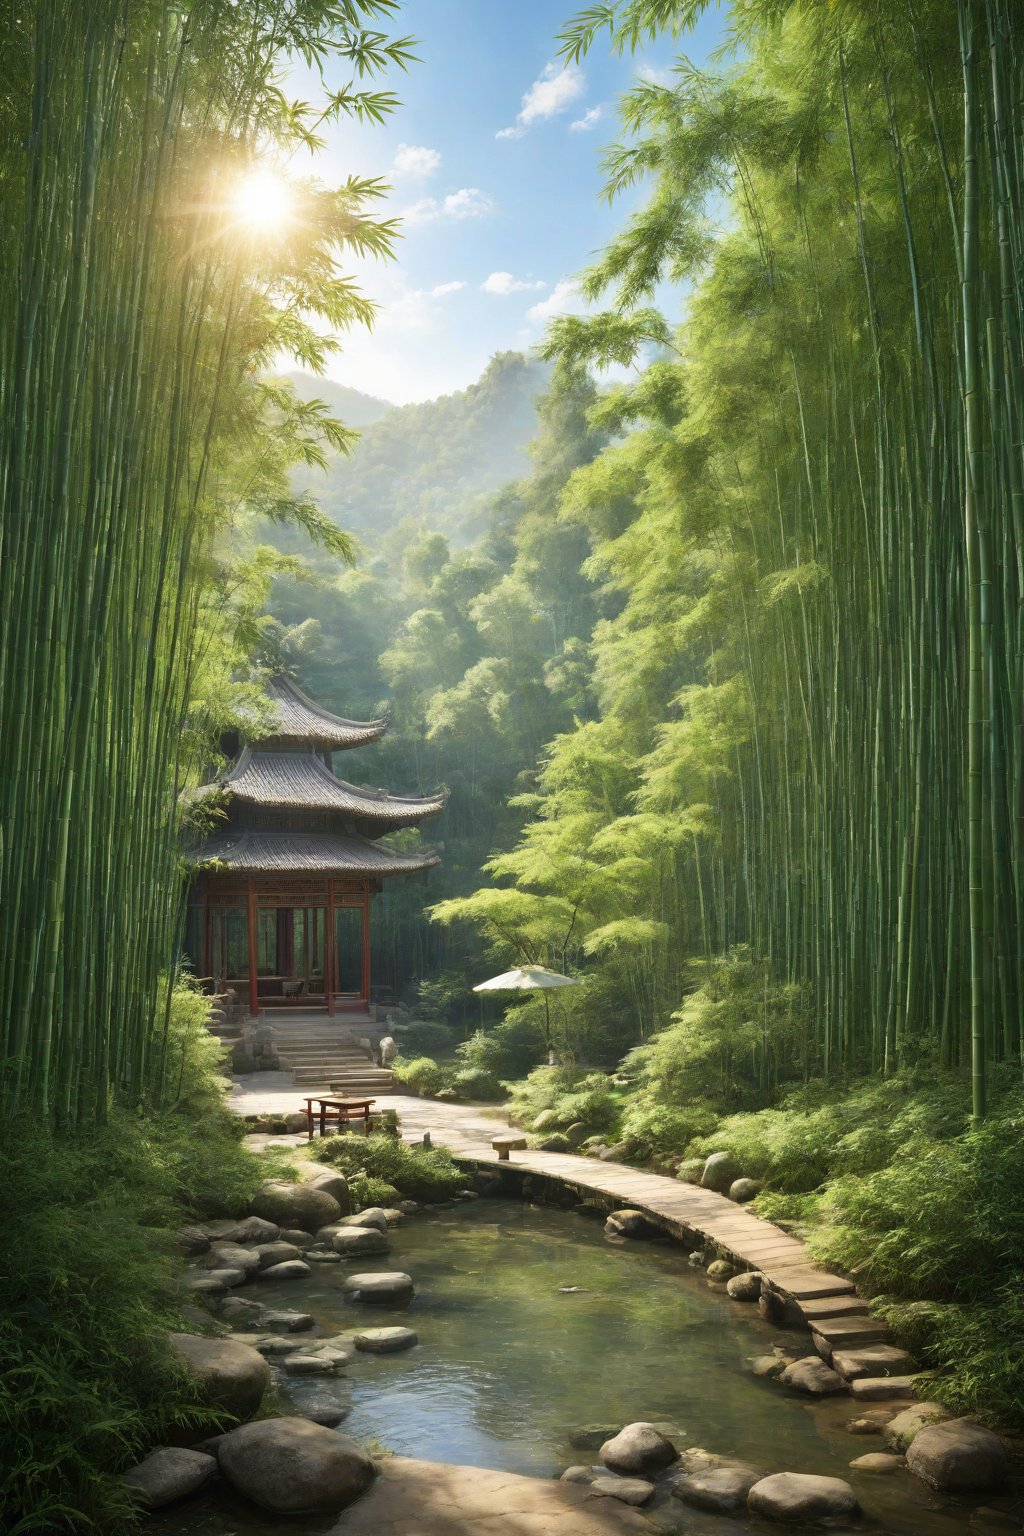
<box><xmin>187</xmin><ymin>830</ymin><xmax>440</xmax><ymax>876</ymax></box>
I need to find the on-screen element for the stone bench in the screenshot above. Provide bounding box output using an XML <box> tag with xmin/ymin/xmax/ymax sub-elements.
<box><xmin>492</xmin><ymin>1135</ymin><xmax>528</xmax><ymax>1162</ymax></box>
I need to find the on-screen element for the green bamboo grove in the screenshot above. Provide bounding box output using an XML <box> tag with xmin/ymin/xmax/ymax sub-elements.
<box><xmin>0</xmin><ymin>1</ymin><xmax>410</xmax><ymax>1126</ymax></box>
<box><xmin>437</xmin><ymin>0</ymin><xmax>1024</xmax><ymax>1115</ymax></box>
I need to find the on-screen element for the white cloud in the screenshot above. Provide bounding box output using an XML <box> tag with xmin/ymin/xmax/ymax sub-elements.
<box><xmin>527</xmin><ymin>277</ymin><xmax>582</xmax><ymax>323</ymax></box>
<box><xmin>402</xmin><ymin>187</ymin><xmax>495</xmax><ymax>225</ymax></box>
<box><xmin>430</xmin><ymin>280</ymin><xmax>466</xmax><ymax>297</ymax></box>
<box><xmin>497</xmin><ymin>62</ymin><xmax>585</xmax><ymax>139</ymax></box>
<box><xmin>637</xmin><ymin>63</ymin><xmax>675</xmax><ymax>87</ymax></box>
<box><xmin>481</xmin><ymin>271</ymin><xmax>546</xmax><ymax>296</ymax></box>
<box><xmin>392</xmin><ymin>143</ymin><xmax>442</xmax><ymax>178</ymax></box>
<box><xmin>570</xmin><ymin>104</ymin><xmax>605</xmax><ymax>133</ymax></box>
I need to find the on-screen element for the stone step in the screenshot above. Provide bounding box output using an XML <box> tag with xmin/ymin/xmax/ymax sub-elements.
<box><xmin>832</xmin><ymin>1344</ymin><xmax>917</xmax><ymax>1381</ymax></box>
<box><xmin>850</xmin><ymin>1375</ymin><xmax>919</xmax><ymax>1401</ymax></box>
<box><xmin>811</xmin><ymin>1315</ymin><xmax>889</xmax><ymax>1350</ymax></box>
<box><xmin>799</xmin><ymin>1295</ymin><xmax>871</xmax><ymax>1321</ymax></box>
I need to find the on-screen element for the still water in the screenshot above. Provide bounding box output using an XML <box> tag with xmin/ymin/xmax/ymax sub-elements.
<box><xmin>152</xmin><ymin>1199</ymin><xmax>1018</xmax><ymax>1535</ymax></box>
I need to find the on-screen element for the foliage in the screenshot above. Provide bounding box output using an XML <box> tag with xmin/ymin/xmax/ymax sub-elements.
<box><xmin>507</xmin><ymin>1065</ymin><xmax>620</xmax><ymax>1134</ymax></box>
<box><xmin>0</xmin><ymin>986</ymin><xmax>263</xmax><ymax>1532</ymax></box>
<box><xmin>310</xmin><ymin>1133</ymin><xmax>464</xmax><ymax>1202</ymax></box>
<box><xmin>391</xmin><ymin>1055</ymin><xmax>450</xmax><ymax>1097</ymax></box>
<box><xmin>395</xmin><ymin>1019</ymin><xmax>459</xmax><ymax>1057</ymax></box>
<box><xmin>451</xmin><ymin>1067</ymin><xmax>505</xmax><ymax>1101</ymax></box>
<box><xmin>456</xmin><ymin>1015</ymin><xmax>548</xmax><ymax>1080</ymax></box>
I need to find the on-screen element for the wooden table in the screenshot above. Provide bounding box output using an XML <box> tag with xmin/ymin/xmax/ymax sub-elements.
<box><xmin>304</xmin><ymin>1096</ymin><xmax>375</xmax><ymax>1140</ymax></box>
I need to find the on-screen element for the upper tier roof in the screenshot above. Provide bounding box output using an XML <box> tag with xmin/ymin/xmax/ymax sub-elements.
<box><xmin>188</xmin><ymin>829</ymin><xmax>440</xmax><ymax>876</ymax></box>
<box><xmin>251</xmin><ymin>676</ymin><xmax>388</xmax><ymax>751</ymax></box>
<box><xmin>206</xmin><ymin>748</ymin><xmax>447</xmax><ymax>832</ymax></box>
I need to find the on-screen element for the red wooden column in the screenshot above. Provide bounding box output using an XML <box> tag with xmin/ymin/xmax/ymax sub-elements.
<box><xmin>326</xmin><ymin>879</ymin><xmax>336</xmax><ymax>1016</ymax></box>
<box><xmin>246</xmin><ymin>877</ymin><xmax>259</xmax><ymax>1017</ymax></box>
<box><xmin>361</xmin><ymin>885</ymin><xmax>371</xmax><ymax>1002</ymax></box>
<box><xmin>202</xmin><ymin>890</ymin><xmax>211</xmax><ymax>978</ymax></box>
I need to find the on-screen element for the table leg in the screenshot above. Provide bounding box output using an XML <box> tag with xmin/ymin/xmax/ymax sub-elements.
<box><xmin>306</xmin><ymin>1101</ymin><xmax>314</xmax><ymax>1141</ymax></box>
<box><xmin>319</xmin><ymin>1104</ymin><xmax>326</xmax><ymax>1139</ymax></box>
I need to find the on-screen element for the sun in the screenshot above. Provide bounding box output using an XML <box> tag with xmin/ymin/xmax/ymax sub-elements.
<box><xmin>230</xmin><ymin>168</ymin><xmax>293</xmax><ymax>234</ymax></box>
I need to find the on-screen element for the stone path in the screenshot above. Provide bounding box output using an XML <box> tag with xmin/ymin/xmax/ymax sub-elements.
<box><xmin>330</xmin><ymin>1457</ymin><xmax>654</xmax><ymax>1535</ymax></box>
<box><xmin>229</xmin><ymin>1075</ymin><xmax>865</xmax><ymax>1331</ymax></box>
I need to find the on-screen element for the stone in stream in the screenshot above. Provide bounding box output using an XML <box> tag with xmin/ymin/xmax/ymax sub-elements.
<box><xmin>257</xmin><ymin>1259</ymin><xmax>311</xmax><ymax>1282</ymax></box>
<box><xmin>849</xmin><ymin>1452</ymin><xmax>905</xmax><ymax>1473</ymax></box>
<box><xmin>706</xmin><ymin>1259</ymin><xmax>736</xmax><ymax>1282</ymax></box>
<box><xmin>187</xmin><ymin>1275</ymin><xmax>227</xmax><ymax>1299</ymax></box>
<box><xmin>283</xmin><ymin>1352</ymin><xmax>346</xmax><ymax>1375</ymax></box>
<box><xmin>700</xmin><ymin>1152</ymin><xmax>739</xmax><ymax>1192</ymax></box>
<box><xmin>751</xmin><ymin>1354</ymin><xmax>791</xmax><ymax>1379</ymax></box>
<box><xmin>747</xmin><ymin>1472</ymin><xmax>860</xmax><ymax>1524</ymax></box>
<box><xmin>202</xmin><ymin>1242</ymin><xmax>261</xmax><ymax>1277</ymax></box>
<box><xmin>121</xmin><ymin>1447</ymin><xmax>217</xmax><ymax>1508</ymax></box>
<box><xmin>307</xmin><ymin>1250</ymin><xmax>342</xmax><ymax>1263</ymax></box>
<box><xmin>217</xmin><ymin>1295</ymin><xmax>266</xmax><ymax>1329</ymax></box>
<box><xmin>168</xmin><ymin>1333</ymin><xmax>270</xmax><ymax>1423</ymax></box>
<box><xmin>600</xmin><ymin>1423</ymin><xmax>679</xmax><ymax>1476</ymax></box>
<box><xmin>850</xmin><ymin>1374</ymin><xmax>918</xmax><ymax>1401</ymax></box>
<box><xmin>559</xmin><ymin>1466</ymin><xmax>595</xmax><ymax>1485</ymax></box>
<box><xmin>178</xmin><ymin>1225</ymin><xmax>211</xmax><ymax>1256</ymax></box>
<box><xmin>332</xmin><ymin>1226</ymin><xmax>390</xmax><ymax>1256</ymax></box>
<box><xmin>729</xmin><ymin>1178</ymin><xmax>761</xmax><ymax>1203</ymax></box>
<box><xmin>880</xmin><ymin>1403</ymin><xmax>947</xmax><ymax>1451</ymax></box>
<box><xmin>905</xmin><ymin>1419</ymin><xmax>1008</xmax><ymax>1493</ymax></box>
<box><xmin>726</xmin><ymin>1271</ymin><xmax>762</xmax><ymax>1302</ymax></box>
<box><xmin>588</xmin><ymin>1476</ymin><xmax>655</xmax><ymax>1506</ymax></box>
<box><xmin>832</xmin><ymin>1344</ymin><xmax>916</xmax><ymax>1381</ymax></box>
<box><xmin>250</xmin><ymin>1180</ymin><xmax>342</xmax><ymax>1231</ymax></box>
<box><xmin>779</xmin><ymin>1356</ymin><xmax>849</xmax><ymax>1396</ymax></box>
<box><xmin>604</xmin><ymin>1209</ymin><xmax>657</xmax><ymax>1240</ymax></box>
<box><xmin>263</xmin><ymin>1308</ymin><xmax>314</xmax><ymax>1332</ymax></box>
<box><xmin>217</xmin><ymin>1417</ymin><xmax>375</xmax><ymax>1513</ymax></box>
<box><xmin>254</xmin><ymin>1336</ymin><xmax>304</xmax><ymax>1356</ymax></box>
<box><xmin>279</xmin><ymin>1227</ymin><xmax>316</xmax><ymax>1249</ymax></box>
<box><xmin>305</xmin><ymin>1407</ymin><xmax>350</xmax><ymax>1428</ymax></box>
<box><xmin>343</xmin><ymin>1270</ymin><xmax>414</xmax><ymax>1303</ymax></box>
<box><xmin>353</xmin><ymin>1326</ymin><xmax>418</xmax><ymax>1353</ymax></box>
<box><xmin>340</xmin><ymin>1208</ymin><xmax>390</xmax><ymax>1233</ymax></box>
<box><xmin>308</xmin><ymin>1171</ymin><xmax>352</xmax><ymax>1212</ymax></box>
<box><xmin>226</xmin><ymin>1216</ymin><xmax>281</xmax><ymax>1246</ymax></box>
<box><xmin>206</xmin><ymin>1267</ymin><xmax>248</xmax><ymax>1288</ymax></box>
<box><xmin>254</xmin><ymin>1241</ymin><xmax>302</xmax><ymax>1269</ymax></box>
<box><xmin>568</xmin><ymin>1424</ymin><xmax>621</xmax><ymax>1452</ymax></box>
<box><xmin>672</xmin><ymin>1460</ymin><xmax>766</xmax><ymax>1514</ymax></box>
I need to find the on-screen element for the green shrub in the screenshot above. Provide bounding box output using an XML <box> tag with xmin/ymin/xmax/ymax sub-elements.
<box><xmin>0</xmin><ymin>984</ymin><xmax>264</xmax><ymax>1532</ymax></box>
<box><xmin>392</xmin><ymin>1055</ymin><xmax>447</xmax><ymax>1096</ymax></box>
<box><xmin>395</xmin><ymin>1019</ymin><xmax>458</xmax><ymax>1057</ymax></box>
<box><xmin>311</xmin><ymin>1133</ymin><xmax>465</xmax><ymax>1202</ymax></box>
<box><xmin>620</xmin><ymin>1099</ymin><xmax>717</xmax><ymax>1155</ymax></box>
<box><xmin>453</xmin><ymin>1066</ymin><xmax>504</xmax><ymax>1101</ymax></box>
<box><xmin>507</xmin><ymin>1065</ymin><xmax>619</xmax><ymax>1133</ymax></box>
<box><xmin>456</xmin><ymin>1015</ymin><xmax>546</xmax><ymax>1079</ymax></box>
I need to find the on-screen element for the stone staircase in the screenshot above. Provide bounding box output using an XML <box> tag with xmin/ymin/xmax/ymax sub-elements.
<box><xmin>270</xmin><ymin>1016</ymin><xmax>395</xmax><ymax>1093</ymax></box>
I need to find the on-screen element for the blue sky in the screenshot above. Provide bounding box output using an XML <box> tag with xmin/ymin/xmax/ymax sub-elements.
<box><xmin>289</xmin><ymin>1</ymin><xmax>726</xmax><ymax>404</ymax></box>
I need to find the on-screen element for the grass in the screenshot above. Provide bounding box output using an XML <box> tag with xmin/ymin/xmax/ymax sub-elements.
<box><xmin>310</xmin><ymin>1132</ymin><xmax>466</xmax><ymax>1203</ymax></box>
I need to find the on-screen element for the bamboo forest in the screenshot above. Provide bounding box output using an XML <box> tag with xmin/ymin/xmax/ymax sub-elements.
<box><xmin>3</xmin><ymin>1</ymin><xmax>1024</xmax><ymax>1532</ymax></box>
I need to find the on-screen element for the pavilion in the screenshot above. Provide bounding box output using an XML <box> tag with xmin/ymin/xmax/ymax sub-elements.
<box><xmin>185</xmin><ymin>676</ymin><xmax>446</xmax><ymax>1016</ymax></box>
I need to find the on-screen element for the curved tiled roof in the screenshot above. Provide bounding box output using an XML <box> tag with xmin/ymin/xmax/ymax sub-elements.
<box><xmin>252</xmin><ymin>676</ymin><xmax>388</xmax><ymax>750</ymax></box>
<box><xmin>209</xmin><ymin>749</ymin><xmax>447</xmax><ymax>830</ymax></box>
<box><xmin>187</xmin><ymin>829</ymin><xmax>440</xmax><ymax>875</ymax></box>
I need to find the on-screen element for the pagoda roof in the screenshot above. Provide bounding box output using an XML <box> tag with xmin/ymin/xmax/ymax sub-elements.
<box><xmin>196</xmin><ymin>749</ymin><xmax>447</xmax><ymax>831</ymax></box>
<box><xmin>188</xmin><ymin>829</ymin><xmax>440</xmax><ymax>876</ymax></box>
<box><xmin>251</xmin><ymin>676</ymin><xmax>387</xmax><ymax>750</ymax></box>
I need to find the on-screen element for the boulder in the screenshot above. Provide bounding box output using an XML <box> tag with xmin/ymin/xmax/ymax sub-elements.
<box><xmin>340</xmin><ymin>1208</ymin><xmax>389</xmax><ymax>1233</ymax></box>
<box><xmin>565</xmin><ymin>1122</ymin><xmax>588</xmax><ymax>1148</ymax></box>
<box><xmin>169</xmin><ymin>1333</ymin><xmax>270</xmax><ymax>1423</ymax></box>
<box><xmin>747</xmin><ymin>1472</ymin><xmax>860</xmax><ymax>1524</ymax></box>
<box><xmin>284</xmin><ymin>1111</ymin><xmax>309</xmax><ymax>1133</ymax></box>
<box><xmin>254</xmin><ymin>1336</ymin><xmax>304</xmax><ymax>1356</ymax></box>
<box><xmin>850</xmin><ymin>1375</ymin><xmax>918</xmax><ymax>1401</ymax></box>
<box><xmin>706</xmin><ymin>1259</ymin><xmax>735</xmax><ymax>1281</ymax></box>
<box><xmin>187</xmin><ymin>1275</ymin><xmax>227</xmax><ymax>1299</ymax></box>
<box><xmin>531</xmin><ymin>1109</ymin><xmax>560</xmax><ymax>1132</ymax></box>
<box><xmin>280</xmin><ymin>1227</ymin><xmax>315</xmax><ymax>1249</ymax></box>
<box><xmin>673</xmin><ymin>1461</ymin><xmax>765</xmax><ymax>1514</ymax></box>
<box><xmin>178</xmin><ymin>1225</ymin><xmax>210</xmax><ymax>1256</ymax></box>
<box><xmin>254</xmin><ymin>1241</ymin><xmax>302</xmax><ymax>1270</ymax></box>
<box><xmin>263</xmin><ymin>1309</ymin><xmax>313</xmax><ymax>1332</ymax></box>
<box><xmin>306</xmin><ymin>1408</ymin><xmax>349</xmax><ymax>1428</ymax></box>
<box><xmin>568</xmin><ymin>1424</ymin><xmax>621</xmax><ymax>1452</ymax></box>
<box><xmin>332</xmin><ymin>1227</ymin><xmax>390</xmax><ymax>1257</ymax></box>
<box><xmin>905</xmin><ymin>1419</ymin><xmax>1008</xmax><ymax>1493</ymax></box>
<box><xmin>589</xmin><ymin>1476</ymin><xmax>655</xmax><ymax>1506</ymax></box>
<box><xmin>226</xmin><ymin>1216</ymin><xmax>280</xmax><ymax>1246</ymax></box>
<box><xmin>701</xmin><ymin>1152</ymin><xmax>739</xmax><ymax>1192</ymax></box>
<box><xmin>250</xmin><ymin>1180</ymin><xmax>342</xmax><ymax>1231</ymax></box>
<box><xmin>217</xmin><ymin>1296</ymin><xmax>266</xmax><ymax>1329</ymax></box>
<box><xmin>600</xmin><ymin>1423</ymin><xmax>679</xmax><ymax>1476</ymax></box>
<box><xmin>207</xmin><ymin>1267</ymin><xmax>247</xmax><ymax>1289</ymax></box>
<box><xmin>751</xmin><ymin>1354</ymin><xmax>790</xmax><ymax>1379</ymax></box>
<box><xmin>727</xmin><ymin>1271</ymin><xmax>762</xmax><ymax>1302</ymax></box>
<box><xmin>257</xmin><ymin>1259</ymin><xmax>311</xmax><ymax>1282</ymax></box>
<box><xmin>832</xmin><ymin>1344</ymin><xmax>916</xmax><ymax>1381</ymax></box>
<box><xmin>283</xmin><ymin>1352</ymin><xmax>345</xmax><ymax>1375</ymax></box>
<box><xmin>780</xmin><ymin>1356</ymin><xmax>849</xmax><ymax>1396</ymax></box>
<box><xmin>605</xmin><ymin>1210</ymin><xmax>657</xmax><ymax>1240</ymax></box>
<box><xmin>537</xmin><ymin>1133</ymin><xmax>572</xmax><ymax>1152</ymax></box>
<box><xmin>202</xmin><ymin>1242</ymin><xmax>261</xmax><ymax>1277</ymax></box>
<box><xmin>883</xmin><ymin>1403</ymin><xmax>948</xmax><ymax>1451</ymax></box>
<box><xmin>343</xmin><ymin>1270</ymin><xmax>414</xmax><ymax>1303</ymax></box>
<box><xmin>598</xmin><ymin>1141</ymin><xmax>633</xmax><ymax>1162</ymax></box>
<box><xmin>849</xmin><ymin>1453</ymin><xmax>904</xmax><ymax>1473</ymax></box>
<box><xmin>308</xmin><ymin>1171</ymin><xmax>351</xmax><ymax>1212</ymax></box>
<box><xmin>307</xmin><ymin>1250</ymin><xmax>342</xmax><ymax>1264</ymax></box>
<box><xmin>217</xmin><ymin>1417</ymin><xmax>375</xmax><ymax>1513</ymax></box>
<box><xmin>353</xmin><ymin>1327</ymin><xmax>418</xmax><ymax>1353</ymax></box>
<box><xmin>729</xmin><ymin>1177</ymin><xmax>761</xmax><ymax>1202</ymax></box>
<box><xmin>560</xmin><ymin>1466</ymin><xmax>595</xmax><ymax>1485</ymax></box>
<box><xmin>121</xmin><ymin>1447</ymin><xmax>217</xmax><ymax>1508</ymax></box>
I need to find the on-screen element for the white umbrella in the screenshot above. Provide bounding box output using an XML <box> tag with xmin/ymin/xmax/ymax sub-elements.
<box><xmin>473</xmin><ymin>966</ymin><xmax>579</xmax><ymax>1058</ymax></box>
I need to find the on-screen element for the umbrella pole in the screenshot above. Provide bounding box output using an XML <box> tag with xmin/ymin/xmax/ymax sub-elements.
<box><xmin>544</xmin><ymin>992</ymin><xmax>555</xmax><ymax>1064</ymax></box>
